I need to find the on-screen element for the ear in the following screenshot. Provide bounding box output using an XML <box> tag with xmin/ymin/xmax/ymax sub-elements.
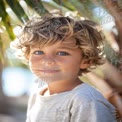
<box><xmin>80</xmin><ymin>60</ymin><xmax>91</xmax><ymax>69</ymax></box>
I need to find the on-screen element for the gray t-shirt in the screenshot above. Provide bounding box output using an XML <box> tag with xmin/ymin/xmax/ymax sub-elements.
<box><xmin>26</xmin><ymin>83</ymin><xmax>116</xmax><ymax>122</ymax></box>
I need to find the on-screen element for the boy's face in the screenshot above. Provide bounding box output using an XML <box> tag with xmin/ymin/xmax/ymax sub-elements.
<box><xmin>29</xmin><ymin>38</ymin><xmax>87</xmax><ymax>84</ymax></box>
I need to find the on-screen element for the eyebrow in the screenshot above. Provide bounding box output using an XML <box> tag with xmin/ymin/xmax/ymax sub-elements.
<box><xmin>58</xmin><ymin>44</ymin><xmax>79</xmax><ymax>50</ymax></box>
<box><xmin>58</xmin><ymin>46</ymin><xmax>75</xmax><ymax>50</ymax></box>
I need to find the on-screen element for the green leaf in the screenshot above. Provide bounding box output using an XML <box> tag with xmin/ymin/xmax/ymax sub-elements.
<box><xmin>53</xmin><ymin>0</ymin><xmax>76</xmax><ymax>11</ymax></box>
<box><xmin>0</xmin><ymin>0</ymin><xmax>15</xmax><ymax>40</ymax></box>
<box><xmin>42</xmin><ymin>0</ymin><xmax>71</xmax><ymax>15</ymax></box>
<box><xmin>5</xmin><ymin>0</ymin><xmax>29</xmax><ymax>23</ymax></box>
<box><xmin>68</xmin><ymin>0</ymin><xmax>94</xmax><ymax>19</ymax></box>
<box><xmin>25</xmin><ymin>0</ymin><xmax>49</xmax><ymax>15</ymax></box>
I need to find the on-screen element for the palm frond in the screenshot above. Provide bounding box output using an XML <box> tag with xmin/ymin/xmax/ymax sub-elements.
<box><xmin>5</xmin><ymin>0</ymin><xmax>29</xmax><ymax>23</ymax></box>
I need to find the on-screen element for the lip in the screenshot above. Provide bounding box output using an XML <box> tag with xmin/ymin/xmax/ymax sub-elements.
<box><xmin>39</xmin><ymin>69</ymin><xmax>60</xmax><ymax>73</ymax></box>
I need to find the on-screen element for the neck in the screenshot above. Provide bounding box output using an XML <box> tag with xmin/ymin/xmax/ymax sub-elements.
<box><xmin>43</xmin><ymin>78</ymin><xmax>82</xmax><ymax>96</ymax></box>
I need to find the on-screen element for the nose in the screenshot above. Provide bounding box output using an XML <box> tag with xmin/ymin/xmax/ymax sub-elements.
<box><xmin>41</xmin><ymin>55</ymin><xmax>55</xmax><ymax>65</ymax></box>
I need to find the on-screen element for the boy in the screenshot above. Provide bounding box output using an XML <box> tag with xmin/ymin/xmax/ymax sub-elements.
<box><xmin>11</xmin><ymin>15</ymin><xmax>116</xmax><ymax>122</ymax></box>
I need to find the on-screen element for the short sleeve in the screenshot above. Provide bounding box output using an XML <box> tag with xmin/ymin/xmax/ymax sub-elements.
<box><xmin>70</xmin><ymin>100</ymin><xmax>116</xmax><ymax>122</ymax></box>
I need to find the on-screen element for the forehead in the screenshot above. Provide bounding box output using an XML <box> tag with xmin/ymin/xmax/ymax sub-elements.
<box><xmin>59</xmin><ymin>38</ymin><xmax>78</xmax><ymax>48</ymax></box>
<box><xmin>31</xmin><ymin>38</ymin><xmax>78</xmax><ymax>49</ymax></box>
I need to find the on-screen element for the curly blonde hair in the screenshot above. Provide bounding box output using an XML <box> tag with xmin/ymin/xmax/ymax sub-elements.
<box><xmin>11</xmin><ymin>14</ymin><xmax>105</xmax><ymax>73</ymax></box>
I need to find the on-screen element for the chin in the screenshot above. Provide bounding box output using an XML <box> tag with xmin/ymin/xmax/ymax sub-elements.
<box><xmin>39</xmin><ymin>77</ymin><xmax>59</xmax><ymax>83</ymax></box>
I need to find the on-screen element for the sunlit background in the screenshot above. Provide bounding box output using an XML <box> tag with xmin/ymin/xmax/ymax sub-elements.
<box><xmin>2</xmin><ymin>67</ymin><xmax>35</xmax><ymax>96</ymax></box>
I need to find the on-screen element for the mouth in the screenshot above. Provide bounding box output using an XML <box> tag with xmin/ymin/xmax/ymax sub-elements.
<box><xmin>39</xmin><ymin>69</ymin><xmax>60</xmax><ymax>73</ymax></box>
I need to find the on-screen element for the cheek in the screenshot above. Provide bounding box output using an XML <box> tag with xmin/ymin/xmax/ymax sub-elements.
<box><xmin>29</xmin><ymin>56</ymin><xmax>41</xmax><ymax>64</ymax></box>
<box><xmin>60</xmin><ymin>57</ymin><xmax>81</xmax><ymax>71</ymax></box>
<box><xmin>70</xmin><ymin>63</ymin><xmax>81</xmax><ymax>72</ymax></box>
<box><xmin>71</xmin><ymin>59</ymin><xmax>82</xmax><ymax>73</ymax></box>
<box><xmin>29</xmin><ymin>56</ymin><xmax>41</xmax><ymax>71</ymax></box>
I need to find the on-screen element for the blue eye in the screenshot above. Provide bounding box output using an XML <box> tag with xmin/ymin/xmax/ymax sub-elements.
<box><xmin>33</xmin><ymin>51</ymin><xmax>44</xmax><ymax>55</ymax></box>
<box><xmin>57</xmin><ymin>52</ymin><xmax>69</xmax><ymax>56</ymax></box>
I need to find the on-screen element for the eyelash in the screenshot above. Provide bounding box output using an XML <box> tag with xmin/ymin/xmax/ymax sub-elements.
<box><xmin>33</xmin><ymin>51</ymin><xmax>44</xmax><ymax>55</ymax></box>
<box><xmin>32</xmin><ymin>51</ymin><xmax>70</xmax><ymax>56</ymax></box>
<box><xmin>56</xmin><ymin>51</ymin><xmax>69</xmax><ymax>56</ymax></box>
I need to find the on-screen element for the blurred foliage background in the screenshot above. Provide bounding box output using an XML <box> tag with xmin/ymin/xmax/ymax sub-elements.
<box><xmin>0</xmin><ymin>0</ymin><xmax>122</xmax><ymax>122</ymax></box>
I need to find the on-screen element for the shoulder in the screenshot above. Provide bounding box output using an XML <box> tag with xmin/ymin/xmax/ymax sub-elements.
<box><xmin>71</xmin><ymin>83</ymin><xmax>115</xmax><ymax>109</ymax></box>
<box><xmin>70</xmin><ymin>83</ymin><xmax>116</xmax><ymax>119</ymax></box>
<box><xmin>72</xmin><ymin>83</ymin><xmax>104</xmax><ymax>101</ymax></box>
